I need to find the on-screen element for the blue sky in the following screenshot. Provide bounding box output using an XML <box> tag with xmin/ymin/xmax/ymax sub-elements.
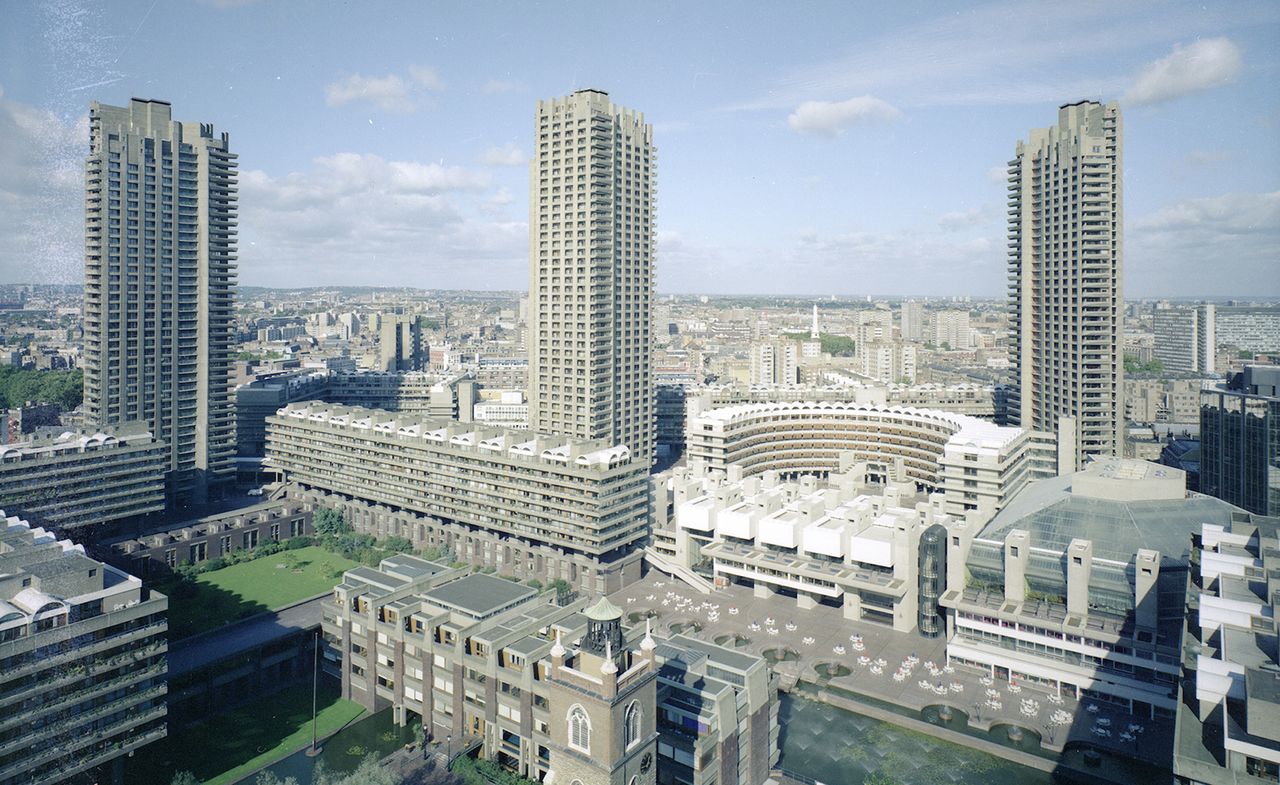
<box><xmin>2</xmin><ymin>0</ymin><xmax>1277</xmax><ymax>296</ymax></box>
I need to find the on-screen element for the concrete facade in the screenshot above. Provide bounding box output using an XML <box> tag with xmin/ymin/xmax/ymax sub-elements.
<box><xmin>0</xmin><ymin>423</ymin><xmax>165</xmax><ymax>534</ymax></box>
<box><xmin>684</xmin><ymin>400</ymin><xmax>1033</xmax><ymax>523</ymax></box>
<box><xmin>0</xmin><ymin>515</ymin><xmax>168</xmax><ymax>784</ymax></box>
<box><xmin>1176</xmin><ymin>515</ymin><xmax>1280</xmax><ymax>783</ymax></box>
<box><xmin>83</xmin><ymin>99</ymin><xmax>237</xmax><ymax>506</ymax></box>
<box><xmin>1153</xmin><ymin>305</ymin><xmax>1215</xmax><ymax>375</ymax></box>
<box><xmin>265</xmin><ymin>402</ymin><xmax>651</xmax><ymax>593</ymax></box>
<box><xmin>656</xmin><ymin>462</ymin><xmax>956</xmax><ymax>634</ymax></box>
<box><xmin>103</xmin><ymin>497</ymin><xmax>312</xmax><ymax>577</ymax></box>
<box><xmin>940</xmin><ymin>459</ymin><xmax>1215</xmax><ymax>718</ymax></box>
<box><xmin>528</xmin><ymin>90</ymin><xmax>655</xmax><ymax>466</ymax></box>
<box><xmin>1007</xmin><ymin>100</ymin><xmax>1124</xmax><ymax>470</ymax></box>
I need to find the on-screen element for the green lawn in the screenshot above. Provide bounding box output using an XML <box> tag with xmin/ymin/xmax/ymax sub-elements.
<box><xmin>165</xmin><ymin>546</ymin><xmax>360</xmax><ymax>639</ymax></box>
<box><xmin>126</xmin><ymin>683</ymin><xmax>365</xmax><ymax>785</ymax></box>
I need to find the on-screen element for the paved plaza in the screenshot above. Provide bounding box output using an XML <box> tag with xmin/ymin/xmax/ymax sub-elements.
<box><xmin>608</xmin><ymin>571</ymin><xmax>1175</xmax><ymax>767</ymax></box>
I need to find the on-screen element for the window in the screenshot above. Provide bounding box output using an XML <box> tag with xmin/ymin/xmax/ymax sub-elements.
<box><xmin>568</xmin><ymin>705</ymin><xmax>590</xmax><ymax>753</ymax></box>
<box><xmin>624</xmin><ymin>701</ymin><xmax>642</xmax><ymax>749</ymax></box>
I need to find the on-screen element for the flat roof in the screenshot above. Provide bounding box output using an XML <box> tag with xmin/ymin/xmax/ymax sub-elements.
<box><xmin>381</xmin><ymin>554</ymin><xmax>449</xmax><ymax>580</ymax></box>
<box><xmin>507</xmin><ymin>635</ymin><xmax>551</xmax><ymax>657</ymax></box>
<box><xmin>423</xmin><ymin>574</ymin><xmax>536</xmax><ymax>620</ymax></box>
<box><xmin>669</xmin><ymin>633</ymin><xmax>760</xmax><ymax>672</ymax></box>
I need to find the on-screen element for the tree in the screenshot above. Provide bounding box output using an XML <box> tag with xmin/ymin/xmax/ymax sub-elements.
<box><xmin>253</xmin><ymin>773</ymin><xmax>300</xmax><ymax>785</ymax></box>
<box><xmin>170</xmin><ymin>773</ymin><xmax>200</xmax><ymax>785</ymax></box>
<box><xmin>314</xmin><ymin>755</ymin><xmax>397</xmax><ymax>785</ymax></box>
<box><xmin>0</xmin><ymin>366</ymin><xmax>83</xmax><ymax>410</ymax></box>
<box><xmin>313</xmin><ymin>508</ymin><xmax>351</xmax><ymax>537</ymax></box>
<box><xmin>383</xmin><ymin>536</ymin><xmax>413</xmax><ymax>553</ymax></box>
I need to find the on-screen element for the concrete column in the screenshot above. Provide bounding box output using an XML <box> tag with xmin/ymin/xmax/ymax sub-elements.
<box><xmin>1134</xmin><ymin>549</ymin><xmax>1160</xmax><ymax>631</ymax></box>
<box><xmin>797</xmin><ymin>593</ymin><xmax>816</xmax><ymax>610</ymax></box>
<box><xmin>1066</xmin><ymin>539</ymin><xmax>1092</xmax><ymax>616</ymax></box>
<box><xmin>945</xmin><ymin>519</ymin><xmax>972</xmax><ymax>594</ymax></box>
<box><xmin>1003</xmin><ymin>530</ymin><xmax>1030</xmax><ymax>604</ymax></box>
<box><xmin>754</xmin><ymin>581</ymin><xmax>772</xmax><ymax>599</ymax></box>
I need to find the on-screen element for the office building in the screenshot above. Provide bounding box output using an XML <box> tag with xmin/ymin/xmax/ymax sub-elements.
<box><xmin>380</xmin><ymin>313</ymin><xmax>423</xmax><ymax>372</ymax></box>
<box><xmin>1175</xmin><ymin>515</ymin><xmax>1280</xmax><ymax>784</ymax></box>
<box><xmin>0</xmin><ymin>423</ymin><xmax>165</xmax><ymax>534</ymax></box>
<box><xmin>528</xmin><ymin>89</ymin><xmax>655</xmax><ymax>465</ymax></box>
<box><xmin>942</xmin><ymin>459</ymin><xmax>1215</xmax><ymax>718</ymax></box>
<box><xmin>472</xmin><ymin>391</ymin><xmax>530</xmax><ymax>429</ymax></box>
<box><xmin>83</xmin><ymin>99</ymin><xmax>237</xmax><ymax>505</ymax></box>
<box><xmin>1199</xmin><ymin>365</ymin><xmax>1280</xmax><ymax>516</ymax></box>
<box><xmin>266</xmin><ymin>402</ymin><xmax>650</xmax><ymax>592</ymax></box>
<box><xmin>322</xmin><ymin>556</ymin><xmax>777</xmax><ymax>785</ymax></box>
<box><xmin>1124</xmin><ymin>378</ymin><xmax>1203</xmax><ymax>425</ymax></box>
<box><xmin>0</xmin><ymin>515</ymin><xmax>168</xmax><ymax>784</ymax></box>
<box><xmin>1007</xmin><ymin>101</ymin><xmax>1124</xmax><ymax>470</ymax></box>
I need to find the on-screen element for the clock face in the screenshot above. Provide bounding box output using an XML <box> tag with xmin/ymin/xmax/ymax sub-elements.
<box><xmin>640</xmin><ymin>752</ymin><xmax>653</xmax><ymax>773</ymax></box>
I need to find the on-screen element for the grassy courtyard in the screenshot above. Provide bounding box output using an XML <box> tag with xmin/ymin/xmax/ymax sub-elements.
<box><xmin>125</xmin><ymin>682</ymin><xmax>365</xmax><ymax>785</ymax></box>
<box><xmin>164</xmin><ymin>546</ymin><xmax>360</xmax><ymax>640</ymax></box>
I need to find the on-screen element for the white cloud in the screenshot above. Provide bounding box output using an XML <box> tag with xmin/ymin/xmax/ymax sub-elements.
<box><xmin>481</xmin><ymin>143</ymin><xmax>527</xmax><ymax>167</ymax></box>
<box><xmin>938</xmin><ymin>207</ymin><xmax>989</xmax><ymax>231</ymax></box>
<box><xmin>1128</xmin><ymin>191</ymin><xmax>1280</xmax><ymax>296</ymax></box>
<box><xmin>407</xmin><ymin>65</ymin><xmax>445</xmax><ymax>91</ymax></box>
<box><xmin>482</xmin><ymin>79</ymin><xmax>522</xmax><ymax>94</ymax></box>
<box><xmin>238</xmin><ymin>153</ymin><xmax>525</xmax><ymax>288</ymax></box>
<box><xmin>733</xmin><ymin>3</ymin><xmax>1275</xmax><ymax>110</ymax></box>
<box><xmin>987</xmin><ymin>165</ymin><xmax>1009</xmax><ymax>185</ymax></box>
<box><xmin>324</xmin><ymin>65</ymin><xmax>445</xmax><ymax>112</ymax></box>
<box><xmin>1124</xmin><ymin>38</ymin><xmax>1243</xmax><ymax>106</ymax></box>
<box><xmin>0</xmin><ymin>88</ymin><xmax>84</xmax><ymax>284</ymax></box>
<box><xmin>1131</xmin><ymin>191</ymin><xmax>1278</xmax><ymax>235</ymax></box>
<box><xmin>787</xmin><ymin>96</ymin><xmax>899</xmax><ymax>136</ymax></box>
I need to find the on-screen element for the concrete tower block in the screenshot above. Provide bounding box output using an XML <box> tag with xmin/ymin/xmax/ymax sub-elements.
<box><xmin>944</xmin><ymin>519</ymin><xmax>972</xmax><ymax>593</ymax></box>
<box><xmin>1003</xmin><ymin>530</ymin><xmax>1030</xmax><ymax>603</ymax></box>
<box><xmin>1134</xmin><ymin>549</ymin><xmax>1161</xmax><ymax>631</ymax></box>
<box><xmin>1066</xmin><ymin>538</ymin><xmax>1093</xmax><ymax>616</ymax></box>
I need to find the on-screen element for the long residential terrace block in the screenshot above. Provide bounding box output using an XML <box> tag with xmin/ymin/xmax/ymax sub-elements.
<box><xmin>265</xmin><ymin>403</ymin><xmax>651</xmax><ymax>564</ymax></box>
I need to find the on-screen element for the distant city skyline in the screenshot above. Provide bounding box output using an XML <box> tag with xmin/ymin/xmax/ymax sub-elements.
<box><xmin>1</xmin><ymin>1</ymin><xmax>1278</xmax><ymax>296</ymax></box>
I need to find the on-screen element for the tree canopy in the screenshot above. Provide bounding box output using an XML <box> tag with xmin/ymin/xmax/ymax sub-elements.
<box><xmin>0</xmin><ymin>366</ymin><xmax>82</xmax><ymax>410</ymax></box>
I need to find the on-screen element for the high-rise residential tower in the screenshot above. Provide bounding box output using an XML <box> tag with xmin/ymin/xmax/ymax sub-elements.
<box><xmin>528</xmin><ymin>90</ymin><xmax>655</xmax><ymax>464</ymax></box>
<box><xmin>84</xmin><ymin>99</ymin><xmax>237</xmax><ymax>506</ymax></box>
<box><xmin>1153</xmin><ymin>304</ymin><xmax>1215</xmax><ymax>374</ymax></box>
<box><xmin>900</xmin><ymin>299</ymin><xmax>924</xmax><ymax>342</ymax></box>
<box><xmin>1007</xmin><ymin>100</ymin><xmax>1123</xmax><ymax>471</ymax></box>
<box><xmin>378</xmin><ymin>312</ymin><xmax>423</xmax><ymax>371</ymax></box>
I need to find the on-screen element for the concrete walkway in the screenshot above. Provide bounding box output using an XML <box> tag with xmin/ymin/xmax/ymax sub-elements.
<box><xmin>609</xmin><ymin>573</ymin><xmax>1174</xmax><ymax>768</ymax></box>
<box><xmin>168</xmin><ymin>594</ymin><xmax>327</xmax><ymax>678</ymax></box>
